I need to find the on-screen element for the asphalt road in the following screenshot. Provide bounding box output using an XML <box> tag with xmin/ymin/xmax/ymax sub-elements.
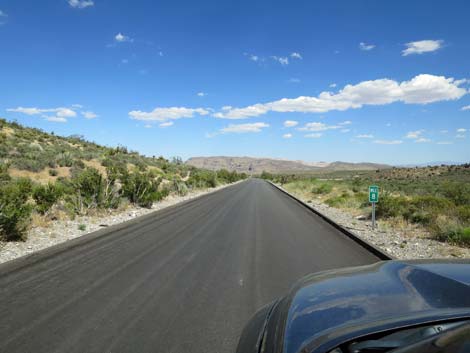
<box><xmin>0</xmin><ymin>179</ymin><xmax>380</xmax><ymax>353</ymax></box>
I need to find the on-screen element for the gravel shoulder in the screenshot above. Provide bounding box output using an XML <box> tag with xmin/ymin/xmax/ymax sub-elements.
<box><xmin>0</xmin><ymin>182</ymin><xmax>240</xmax><ymax>265</ymax></box>
<box><xmin>276</xmin><ymin>184</ymin><xmax>470</xmax><ymax>259</ymax></box>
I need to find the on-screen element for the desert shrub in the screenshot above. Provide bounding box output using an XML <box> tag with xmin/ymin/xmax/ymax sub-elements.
<box><xmin>171</xmin><ymin>179</ymin><xmax>188</xmax><ymax>196</ymax></box>
<box><xmin>456</xmin><ymin>205</ymin><xmax>470</xmax><ymax>223</ymax></box>
<box><xmin>13</xmin><ymin>158</ymin><xmax>44</xmax><ymax>172</ymax></box>
<box><xmin>66</xmin><ymin>167</ymin><xmax>105</xmax><ymax>214</ymax></box>
<box><xmin>430</xmin><ymin>215</ymin><xmax>470</xmax><ymax>246</ymax></box>
<box><xmin>72</xmin><ymin>159</ymin><xmax>85</xmax><ymax>169</ymax></box>
<box><xmin>216</xmin><ymin>169</ymin><xmax>246</xmax><ymax>183</ymax></box>
<box><xmin>49</xmin><ymin>169</ymin><xmax>59</xmax><ymax>176</ymax></box>
<box><xmin>56</xmin><ymin>152</ymin><xmax>74</xmax><ymax>167</ymax></box>
<box><xmin>0</xmin><ymin>163</ymin><xmax>11</xmax><ymax>184</ymax></box>
<box><xmin>325</xmin><ymin>195</ymin><xmax>347</xmax><ymax>207</ymax></box>
<box><xmin>312</xmin><ymin>183</ymin><xmax>333</xmax><ymax>194</ymax></box>
<box><xmin>375</xmin><ymin>192</ymin><xmax>407</xmax><ymax>218</ymax></box>
<box><xmin>32</xmin><ymin>182</ymin><xmax>63</xmax><ymax>214</ymax></box>
<box><xmin>260</xmin><ymin>171</ymin><xmax>274</xmax><ymax>180</ymax></box>
<box><xmin>440</xmin><ymin>182</ymin><xmax>470</xmax><ymax>206</ymax></box>
<box><xmin>187</xmin><ymin>170</ymin><xmax>218</xmax><ymax>189</ymax></box>
<box><xmin>0</xmin><ymin>178</ymin><xmax>33</xmax><ymax>241</ymax></box>
<box><xmin>403</xmin><ymin>196</ymin><xmax>453</xmax><ymax>226</ymax></box>
<box><xmin>121</xmin><ymin>171</ymin><xmax>163</xmax><ymax>208</ymax></box>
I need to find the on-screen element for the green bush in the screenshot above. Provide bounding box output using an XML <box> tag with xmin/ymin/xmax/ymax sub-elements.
<box><xmin>66</xmin><ymin>167</ymin><xmax>105</xmax><ymax>214</ymax></box>
<box><xmin>187</xmin><ymin>170</ymin><xmax>218</xmax><ymax>189</ymax></box>
<box><xmin>32</xmin><ymin>182</ymin><xmax>62</xmax><ymax>214</ymax></box>
<box><xmin>0</xmin><ymin>178</ymin><xmax>33</xmax><ymax>241</ymax></box>
<box><xmin>375</xmin><ymin>192</ymin><xmax>407</xmax><ymax>218</ymax></box>
<box><xmin>325</xmin><ymin>195</ymin><xmax>347</xmax><ymax>207</ymax></box>
<box><xmin>171</xmin><ymin>178</ymin><xmax>188</xmax><ymax>196</ymax></box>
<box><xmin>48</xmin><ymin>169</ymin><xmax>59</xmax><ymax>176</ymax></box>
<box><xmin>431</xmin><ymin>216</ymin><xmax>470</xmax><ymax>246</ymax></box>
<box><xmin>440</xmin><ymin>182</ymin><xmax>470</xmax><ymax>206</ymax></box>
<box><xmin>121</xmin><ymin>171</ymin><xmax>163</xmax><ymax>208</ymax></box>
<box><xmin>403</xmin><ymin>196</ymin><xmax>453</xmax><ymax>226</ymax></box>
<box><xmin>0</xmin><ymin>163</ymin><xmax>11</xmax><ymax>184</ymax></box>
<box><xmin>56</xmin><ymin>152</ymin><xmax>74</xmax><ymax>167</ymax></box>
<box><xmin>312</xmin><ymin>183</ymin><xmax>333</xmax><ymax>194</ymax></box>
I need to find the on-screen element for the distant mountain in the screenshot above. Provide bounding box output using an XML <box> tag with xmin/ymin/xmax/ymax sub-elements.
<box><xmin>398</xmin><ymin>161</ymin><xmax>466</xmax><ymax>167</ymax></box>
<box><xmin>186</xmin><ymin>156</ymin><xmax>390</xmax><ymax>174</ymax></box>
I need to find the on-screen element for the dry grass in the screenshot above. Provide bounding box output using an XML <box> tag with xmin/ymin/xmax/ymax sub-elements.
<box><xmin>83</xmin><ymin>159</ymin><xmax>107</xmax><ymax>177</ymax></box>
<box><xmin>9</xmin><ymin>167</ymin><xmax>71</xmax><ymax>184</ymax></box>
<box><xmin>1</xmin><ymin>126</ymin><xmax>15</xmax><ymax>137</ymax></box>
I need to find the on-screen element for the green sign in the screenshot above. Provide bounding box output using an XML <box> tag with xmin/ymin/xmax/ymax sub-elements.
<box><xmin>369</xmin><ymin>185</ymin><xmax>379</xmax><ymax>203</ymax></box>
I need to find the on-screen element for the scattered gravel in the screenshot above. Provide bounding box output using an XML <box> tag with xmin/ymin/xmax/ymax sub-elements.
<box><xmin>0</xmin><ymin>182</ymin><xmax>239</xmax><ymax>265</ymax></box>
<box><xmin>284</xmin><ymin>188</ymin><xmax>470</xmax><ymax>259</ymax></box>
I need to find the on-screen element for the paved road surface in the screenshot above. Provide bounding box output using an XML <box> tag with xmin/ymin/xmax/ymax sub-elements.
<box><xmin>0</xmin><ymin>179</ymin><xmax>380</xmax><ymax>353</ymax></box>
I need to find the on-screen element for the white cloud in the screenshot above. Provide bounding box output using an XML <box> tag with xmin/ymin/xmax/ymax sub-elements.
<box><xmin>220</xmin><ymin>122</ymin><xmax>269</xmax><ymax>134</ymax></box>
<box><xmin>329</xmin><ymin>83</ymin><xmax>337</xmax><ymax>88</ymax></box>
<box><xmin>373</xmin><ymin>140</ymin><xmax>403</xmax><ymax>145</ymax></box>
<box><xmin>289</xmin><ymin>78</ymin><xmax>301</xmax><ymax>83</ymax></box>
<box><xmin>129</xmin><ymin>107</ymin><xmax>209</xmax><ymax>123</ymax></box>
<box><xmin>283</xmin><ymin>133</ymin><xmax>293</xmax><ymax>139</ymax></box>
<box><xmin>0</xmin><ymin>10</ymin><xmax>7</xmax><ymax>24</ymax></box>
<box><xmin>213</xmin><ymin>74</ymin><xmax>467</xmax><ymax>119</ymax></box>
<box><xmin>82</xmin><ymin>111</ymin><xmax>98</xmax><ymax>119</ymax></box>
<box><xmin>339</xmin><ymin>120</ymin><xmax>352</xmax><ymax>125</ymax></box>
<box><xmin>298</xmin><ymin>122</ymin><xmax>342</xmax><ymax>132</ymax></box>
<box><xmin>456</xmin><ymin>134</ymin><xmax>466</xmax><ymax>139</ymax></box>
<box><xmin>356</xmin><ymin>134</ymin><xmax>374</xmax><ymax>139</ymax></box>
<box><xmin>144</xmin><ymin>124</ymin><xmax>153</xmax><ymax>129</ymax></box>
<box><xmin>115</xmin><ymin>33</ymin><xmax>133</xmax><ymax>43</ymax></box>
<box><xmin>197</xmin><ymin>92</ymin><xmax>207</xmax><ymax>97</ymax></box>
<box><xmin>271</xmin><ymin>56</ymin><xmax>289</xmax><ymax>65</ymax></box>
<box><xmin>68</xmin><ymin>0</ymin><xmax>94</xmax><ymax>9</ymax></box>
<box><xmin>461</xmin><ymin>105</ymin><xmax>470</xmax><ymax>111</ymax></box>
<box><xmin>7</xmin><ymin>106</ymin><xmax>79</xmax><ymax>122</ymax></box>
<box><xmin>340</xmin><ymin>129</ymin><xmax>350</xmax><ymax>133</ymax></box>
<box><xmin>283</xmin><ymin>120</ymin><xmax>298</xmax><ymax>128</ymax></box>
<box><xmin>440</xmin><ymin>130</ymin><xmax>448</xmax><ymax>134</ymax></box>
<box><xmin>290</xmin><ymin>52</ymin><xmax>302</xmax><ymax>59</ymax></box>
<box><xmin>359</xmin><ymin>42</ymin><xmax>375</xmax><ymax>51</ymax></box>
<box><xmin>437</xmin><ymin>141</ymin><xmax>453</xmax><ymax>145</ymax></box>
<box><xmin>415</xmin><ymin>137</ymin><xmax>431</xmax><ymax>143</ymax></box>
<box><xmin>457</xmin><ymin>128</ymin><xmax>467</xmax><ymax>133</ymax></box>
<box><xmin>159</xmin><ymin>121</ymin><xmax>174</xmax><ymax>128</ymax></box>
<box><xmin>45</xmin><ymin>116</ymin><xmax>67</xmax><ymax>123</ymax></box>
<box><xmin>405</xmin><ymin>130</ymin><xmax>424</xmax><ymax>139</ymax></box>
<box><xmin>402</xmin><ymin>40</ymin><xmax>443</xmax><ymax>56</ymax></box>
<box><xmin>305</xmin><ymin>133</ymin><xmax>322</xmax><ymax>138</ymax></box>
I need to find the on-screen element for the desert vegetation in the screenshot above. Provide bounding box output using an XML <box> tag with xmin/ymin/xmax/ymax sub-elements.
<box><xmin>262</xmin><ymin>165</ymin><xmax>470</xmax><ymax>246</ymax></box>
<box><xmin>0</xmin><ymin>119</ymin><xmax>247</xmax><ymax>241</ymax></box>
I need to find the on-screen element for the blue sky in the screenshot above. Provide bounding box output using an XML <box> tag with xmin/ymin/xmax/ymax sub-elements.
<box><xmin>0</xmin><ymin>0</ymin><xmax>469</xmax><ymax>165</ymax></box>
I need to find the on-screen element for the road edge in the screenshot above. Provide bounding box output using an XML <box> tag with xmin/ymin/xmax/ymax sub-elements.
<box><xmin>0</xmin><ymin>181</ymin><xmax>247</xmax><ymax>277</ymax></box>
<box><xmin>267</xmin><ymin>181</ymin><xmax>393</xmax><ymax>260</ymax></box>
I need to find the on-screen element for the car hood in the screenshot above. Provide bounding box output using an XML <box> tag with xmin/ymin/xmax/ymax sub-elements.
<box><xmin>281</xmin><ymin>260</ymin><xmax>470</xmax><ymax>353</ymax></box>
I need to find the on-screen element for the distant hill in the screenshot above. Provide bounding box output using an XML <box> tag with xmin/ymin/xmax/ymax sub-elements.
<box><xmin>186</xmin><ymin>156</ymin><xmax>390</xmax><ymax>174</ymax></box>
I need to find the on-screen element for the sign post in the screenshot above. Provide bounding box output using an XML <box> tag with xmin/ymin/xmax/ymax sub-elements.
<box><xmin>369</xmin><ymin>186</ymin><xmax>379</xmax><ymax>229</ymax></box>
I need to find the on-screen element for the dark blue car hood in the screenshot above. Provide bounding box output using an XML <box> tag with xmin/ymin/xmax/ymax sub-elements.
<box><xmin>282</xmin><ymin>260</ymin><xmax>470</xmax><ymax>353</ymax></box>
